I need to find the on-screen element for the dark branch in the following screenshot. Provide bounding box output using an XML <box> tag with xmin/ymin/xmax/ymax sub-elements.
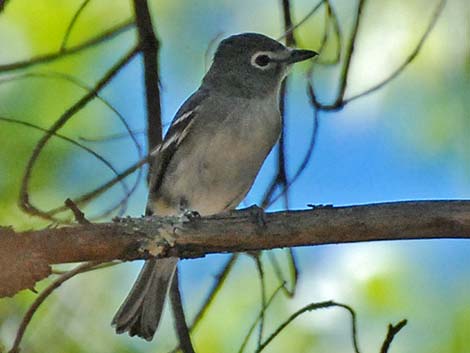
<box><xmin>380</xmin><ymin>319</ymin><xmax>408</xmax><ymax>353</ymax></box>
<box><xmin>19</xmin><ymin>46</ymin><xmax>139</xmax><ymax>220</ymax></box>
<box><xmin>133</xmin><ymin>0</ymin><xmax>162</xmax><ymax>156</ymax></box>
<box><xmin>170</xmin><ymin>269</ymin><xmax>196</xmax><ymax>353</ymax></box>
<box><xmin>64</xmin><ymin>198</ymin><xmax>91</xmax><ymax>225</ymax></box>
<box><xmin>344</xmin><ymin>0</ymin><xmax>446</xmax><ymax>104</ymax></box>
<box><xmin>262</xmin><ymin>0</ymin><xmax>298</xmax><ymax>208</ymax></box>
<box><xmin>0</xmin><ymin>114</ymin><xmax>131</xmax><ymax>201</ymax></box>
<box><xmin>45</xmin><ymin>151</ymin><xmax>151</xmax><ymax>219</ymax></box>
<box><xmin>167</xmin><ymin>254</ymin><xmax>239</xmax><ymax>353</ymax></box>
<box><xmin>277</xmin><ymin>0</ymin><xmax>324</xmax><ymax>41</ymax></box>
<box><xmin>334</xmin><ymin>0</ymin><xmax>366</xmax><ymax>105</ymax></box>
<box><xmin>255</xmin><ymin>301</ymin><xmax>360</xmax><ymax>353</ymax></box>
<box><xmin>60</xmin><ymin>0</ymin><xmax>92</xmax><ymax>51</ymax></box>
<box><xmin>237</xmin><ymin>283</ymin><xmax>285</xmax><ymax>353</ymax></box>
<box><xmin>0</xmin><ymin>0</ymin><xmax>10</xmax><ymax>13</ymax></box>
<box><xmin>7</xmin><ymin>261</ymin><xmax>101</xmax><ymax>353</ymax></box>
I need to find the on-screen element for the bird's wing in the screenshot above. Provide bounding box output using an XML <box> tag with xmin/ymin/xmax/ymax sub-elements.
<box><xmin>146</xmin><ymin>89</ymin><xmax>209</xmax><ymax>214</ymax></box>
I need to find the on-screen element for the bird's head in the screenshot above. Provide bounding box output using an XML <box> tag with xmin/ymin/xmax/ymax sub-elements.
<box><xmin>203</xmin><ymin>32</ymin><xmax>318</xmax><ymax>98</ymax></box>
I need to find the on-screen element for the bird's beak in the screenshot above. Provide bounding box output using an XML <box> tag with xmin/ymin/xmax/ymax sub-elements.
<box><xmin>282</xmin><ymin>49</ymin><xmax>318</xmax><ymax>64</ymax></box>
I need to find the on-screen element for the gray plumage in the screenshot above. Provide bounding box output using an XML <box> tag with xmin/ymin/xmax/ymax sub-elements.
<box><xmin>111</xmin><ymin>32</ymin><xmax>317</xmax><ymax>341</ymax></box>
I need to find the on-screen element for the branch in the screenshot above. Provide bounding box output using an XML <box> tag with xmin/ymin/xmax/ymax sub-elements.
<box><xmin>1</xmin><ymin>200</ymin><xmax>470</xmax><ymax>297</ymax></box>
<box><xmin>380</xmin><ymin>319</ymin><xmax>408</xmax><ymax>353</ymax></box>
<box><xmin>344</xmin><ymin>0</ymin><xmax>446</xmax><ymax>104</ymax></box>
<box><xmin>133</xmin><ymin>0</ymin><xmax>162</xmax><ymax>154</ymax></box>
<box><xmin>60</xmin><ymin>0</ymin><xmax>92</xmax><ymax>52</ymax></box>
<box><xmin>255</xmin><ymin>301</ymin><xmax>360</xmax><ymax>353</ymax></box>
<box><xmin>19</xmin><ymin>46</ymin><xmax>139</xmax><ymax>221</ymax></box>
<box><xmin>7</xmin><ymin>261</ymin><xmax>101</xmax><ymax>353</ymax></box>
<box><xmin>0</xmin><ymin>19</ymin><xmax>134</xmax><ymax>73</ymax></box>
<box><xmin>170</xmin><ymin>269</ymin><xmax>196</xmax><ymax>353</ymax></box>
<box><xmin>0</xmin><ymin>0</ymin><xmax>10</xmax><ymax>13</ymax></box>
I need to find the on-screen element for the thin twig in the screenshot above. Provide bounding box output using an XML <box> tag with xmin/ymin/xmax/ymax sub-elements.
<box><xmin>334</xmin><ymin>0</ymin><xmax>366</xmax><ymax>106</ymax></box>
<box><xmin>267</xmin><ymin>249</ymin><xmax>299</xmax><ymax>297</ymax></box>
<box><xmin>262</xmin><ymin>0</ymin><xmax>299</xmax><ymax>208</ymax></box>
<box><xmin>309</xmin><ymin>0</ymin><xmax>367</xmax><ymax>111</ymax></box>
<box><xmin>253</xmin><ymin>254</ymin><xmax>266</xmax><ymax>349</ymax></box>
<box><xmin>380</xmin><ymin>319</ymin><xmax>408</xmax><ymax>353</ymax></box>
<box><xmin>0</xmin><ymin>115</ymin><xmax>130</xmax><ymax>203</ymax></box>
<box><xmin>14</xmin><ymin>70</ymin><xmax>146</xmax><ymax>218</ymax></box>
<box><xmin>0</xmin><ymin>71</ymin><xmax>145</xmax><ymax>217</ymax></box>
<box><xmin>60</xmin><ymin>0</ymin><xmax>91</xmax><ymax>51</ymax></box>
<box><xmin>19</xmin><ymin>46</ymin><xmax>139</xmax><ymax>221</ymax></box>
<box><xmin>345</xmin><ymin>0</ymin><xmax>446</xmax><ymax>104</ymax></box>
<box><xmin>277</xmin><ymin>0</ymin><xmax>324</xmax><ymax>42</ymax></box>
<box><xmin>269</xmin><ymin>1</ymin><xmax>339</xmax><ymax>206</ymax></box>
<box><xmin>314</xmin><ymin>1</ymin><xmax>342</xmax><ymax>66</ymax></box>
<box><xmin>309</xmin><ymin>0</ymin><xmax>445</xmax><ymax>111</ymax></box>
<box><xmin>167</xmin><ymin>254</ymin><xmax>239</xmax><ymax>353</ymax></box>
<box><xmin>266</xmin><ymin>108</ymin><xmax>320</xmax><ymax>207</ymax></box>
<box><xmin>191</xmin><ymin>253</ymin><xmax>238</xmax><ymax>329</ymax></box>
<box><xmin>277</xmin><ymin>0</ymin><xmax>297</xmax><ymax>209</ymax></box>
<box><xmin>170</xmin><ymin>269</ymin><xmax>196</xmax><ymax>353</ymax></box>
<box><xmin>8</xmin><ymin>261</ymin><xmax>101</xmax><ymax>353</ymax></box>
<box><xmin>0</xmin><ymin>19</ymin><xmax>134</xmax><ymax>73</ymax></box>
<box><xmin>64</xmin><ymin>198</ymin><xmax>91</xmax><ymax>224</ymax></box>
<box><xmin>0</xmin><ymin>72</ymin><xmax>142</xmax><ymax>157</ymax></box>
<box><xmin>237</xmin><ymin>282</ymin><xmax>285</xmax><ymax>353</ymax></box>
<box><xmin>51</xmin><ymin>261</ymin><xmax>118</xmax><ymax>275</ymax></box>
<box><xmin>254</xmin><ymin>301</ymin><xmax>361</xmax><ymax>353</ymax></box>
<box><xmin>79</xmin><ymin>129</ymin><xmax>145</xmax><ymax>142</ymax></box>
<box><xmin>45</xmin><ymin>150</ymin><xmax>152</xmax><ymax>217</ymax></box>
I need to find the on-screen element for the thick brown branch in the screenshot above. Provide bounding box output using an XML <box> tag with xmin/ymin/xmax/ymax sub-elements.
<box><xmin>1</xmin><ymin>200</ymin><xmax>470</xmax><ymax>297</ymax></box>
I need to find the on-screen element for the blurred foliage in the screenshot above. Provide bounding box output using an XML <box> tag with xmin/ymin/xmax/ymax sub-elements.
<box><xmin>0</xmin><ymin>0</ymin><xmax>469</xmax><ymax>353</ymax></box>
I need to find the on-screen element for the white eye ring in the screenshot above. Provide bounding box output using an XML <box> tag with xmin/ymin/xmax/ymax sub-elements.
<box><xmin>251</xmin><ymin>52</ymin><xmax>272</xmax><ymax>70</ymax></box>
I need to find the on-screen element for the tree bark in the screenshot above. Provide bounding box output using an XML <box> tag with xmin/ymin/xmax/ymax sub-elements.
<box><xmin>1</xmin><ymin>200</ymin><xmax>470</xmax><ymax>297</ymax></box>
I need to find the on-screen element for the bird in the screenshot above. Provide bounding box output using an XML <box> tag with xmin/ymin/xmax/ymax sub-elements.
<box><xmin>111</xmin><ymin>32</ymin><xmax>317</xmax><ymax>341</ymax></box>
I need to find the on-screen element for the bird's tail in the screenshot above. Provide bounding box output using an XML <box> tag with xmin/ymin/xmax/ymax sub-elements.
<box><xmin>112</xmin><ymin>257</ymin><xmax>178</xmax><ymax>341</ymax></box>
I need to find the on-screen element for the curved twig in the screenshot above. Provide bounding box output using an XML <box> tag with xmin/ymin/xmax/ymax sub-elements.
<box><xmin>8</xmin><ymin>261</ymin><xmax>101</xmax><ymax>353</ymax></box>
<box><xmin>5</xmin><ymin>71</ymin><xmax>145</xmax><ymax>218</ymax></box>
<box><xmin>267</xmin><ymin>249</ymin><xmax>299</xmax><ymax>297</ymax></box>
<box><xmin>60</xmin><ymin>0</ymin><xmax>92</xmax><ymax>51</ymax></box>
<box><xmin>237</xmin><ymin>282</ymin><xmax>285</xmax><ymax>353</ymax></box>
<box><xmin>19</xmin><ymin>46</ymin><xmax>139</xmax><ymax>221</ymax></box>
<box><xmin>0</xmin><ymin>19</ymin><xmax>134</xmax><ymax>73</ymax></box>
<box><xmin>380</xmin><ymin>319</ymin><xmax>408</xmax><ymax>353</ymax></box>
<box><xmin>0</xmin><ymin>115</ymin><xmax>130</xmax><ymax>200</ymax></box>
<box><xmin>167</xmin><ymin>254</ymin><xmax>239</xmax><ymax>353</ymax></box>
<box><xmin>266</xmin><ymin>108</ymin><xmax>320</xmax><ymax>207</ymax></box>
<box><xmin>0</xmin><ymin>71</ymin><xmax>145</xmax><ymax>216</ymax></box>
<box><xmin>253</xmin><ymin>254</ymin><xmax>266</xmax><ymax>349</ymax></box>
<box><xmin>254</xmin><ymin>301</ymin><xmax>361</xmax><ymax>353</ymax></box>
<box><xmin>277</xmin><ymin>0</ymin><xmax>324</xmax><ymax>42</ymax></box>
<box><xmin>344</xmin><ymin>0</ymin><xmax>446</xmax><ymax>104</ymax></box>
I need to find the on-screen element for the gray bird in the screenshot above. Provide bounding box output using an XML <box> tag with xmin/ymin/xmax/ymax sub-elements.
<box><xmin>112</xmin><ymin>32</ymin><xmax>317</xmax><ymax>341</ymax></box>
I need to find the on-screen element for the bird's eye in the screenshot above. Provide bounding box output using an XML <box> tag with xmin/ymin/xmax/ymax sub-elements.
<box><xmin>255</xmin><ymin>54</ymin><xmax>270</xmax><ymax>67</ymax></box>
<box><xmin>251</xmin><ymin>53</ymin><xmax>272</xmax><ymax>69</ymax></box>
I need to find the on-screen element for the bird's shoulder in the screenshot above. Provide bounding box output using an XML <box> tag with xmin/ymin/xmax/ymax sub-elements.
<box><xmin>163</xmin><ymin>89</ymin><xmax>209</xmax><ymax>147</ymax></box>
<box><xmin>147</xmin><ymin>89</ymin><xmax>210</xmax><ymax>201</ymax></box>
